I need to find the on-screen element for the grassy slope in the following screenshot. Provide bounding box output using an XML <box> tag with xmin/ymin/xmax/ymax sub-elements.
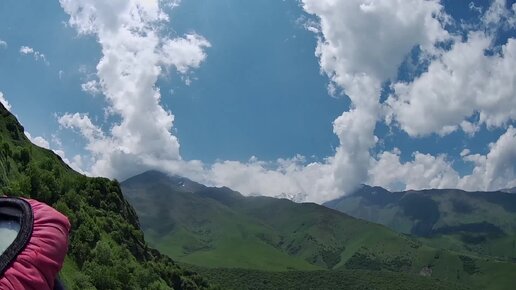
<box><xmin>325</xmin><ymin>186</ymin><xmax>516</xmax><ymax>262</ymax></box>
<box><xmin>0</xmin><ymin>104</ymin><xmax>210</xmax><ymax>289</ymax></box>
<box><xmin>122</xmin><ymin>171</ymin><xmax>516</xmax><ymax>289</ymax></box>
<box><xmin>123</xmin><ymin>175</ymin><xmax>319</xmax><ymax>271</ymax></box>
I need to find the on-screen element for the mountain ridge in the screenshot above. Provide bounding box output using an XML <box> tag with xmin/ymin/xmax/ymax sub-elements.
<box><xmin>121</xmin><ymin>170</ymin><xmax>516</xmax><ymax>289</ymax></box>
<box><xmin>324</xmin><ymin>184</ymin><xmax>516</xmax><ymax>263</ymax></box>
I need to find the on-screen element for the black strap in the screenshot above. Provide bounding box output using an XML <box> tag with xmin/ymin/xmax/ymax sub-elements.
<box><xmin>54</xmin><ymin>278</ymin><xmax>66</xmax><ymax>290</ymax></box>
<box><xmin>0</xmin><ymin>197</ymin><xmax>34</xmax><ymax>277</ymax></box>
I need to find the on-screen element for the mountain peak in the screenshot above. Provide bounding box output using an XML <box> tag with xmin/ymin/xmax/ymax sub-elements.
<box><xmin>122</xmin><ymin>170</ymin><xmax>206</xmax><ymax>193</ymax></box>
<box><xmin>323</xmin><ymin>184</ymin><xmax>391</xmax><ymax>208</ymax></box>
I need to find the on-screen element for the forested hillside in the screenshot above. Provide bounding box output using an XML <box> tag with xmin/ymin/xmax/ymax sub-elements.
<box><xmin>0</xmin><ymin>103</ymin><xmax>210</xmax><ymax>289</ymax></box>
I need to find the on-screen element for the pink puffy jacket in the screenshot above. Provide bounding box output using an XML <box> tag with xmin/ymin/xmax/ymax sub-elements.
<box><xmin>0</xmin><ymin>198</ymin><xmax>71</xmax><ymax>290</ymax></box>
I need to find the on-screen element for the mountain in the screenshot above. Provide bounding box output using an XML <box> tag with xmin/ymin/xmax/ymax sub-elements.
<box><xmin>0</xmin><ymin>103</ymin><xmax>210</xmax><ymax>289</ymax></box>
<box><xmin>502</xmin><ymin>187</ymin><xmax>516</xmax><ymax>194</ymax></box>
<box><xmin>325</xmin><ymin>185</ymin><xmax>516</xmax><ymax>262</ymax></box>
<box><xmin>122</xmin><ymin>171</ymin><xmax>516</xmax><ymax>289</ymax></box>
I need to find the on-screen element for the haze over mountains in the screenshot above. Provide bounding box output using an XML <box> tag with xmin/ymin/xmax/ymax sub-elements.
<box><xmin>122</xmin><ymin>170</ymin><xmax>516</xmax><ymax>289</ymax></box>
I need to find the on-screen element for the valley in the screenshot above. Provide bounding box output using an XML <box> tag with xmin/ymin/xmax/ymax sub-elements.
<box><xmin>122</xmin><ymin>171</ymin><xmax>516</xmax><ymax>289</ymax></box>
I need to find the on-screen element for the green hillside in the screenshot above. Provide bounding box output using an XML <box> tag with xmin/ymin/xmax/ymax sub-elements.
<box><xmin>0</xmin><ymin>104</ymin><xmax>210</xmax><ymax>289</ymax></box>
<box><xmin>122</xmin><ymin>171</ymin><xmax>516</xmax><ymax>289</ymax></box>
<box><xmin>325</xmin><ymin>185</ymin><xmax>516</xmax><ymax>262</ymax></box>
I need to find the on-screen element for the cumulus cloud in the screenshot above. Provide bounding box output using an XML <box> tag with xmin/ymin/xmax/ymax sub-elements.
<box><xmin>0</xmin><ymin>91</ymin><xmax>11</xmax><ymax>111</ymax></box>
<box><xmin>204</xmin><ymin>156</ymin><xmax>335</xmax><ymax>203</ymax></box>
<box><xmin>56</xmin><ymin>0</ymin><xmax>456</xmax><ymax>203</ymax></box>
<box><xmin>373</xmin><ymin>0</ymin><xmax>516</xmax><ymax>193</ymax></box>
<box><xmin>58</xmin><ymin>113</ymin><xmax>104</xmax><ymax>143</ymax></box>
<box><xmin>0</xmin><ymin>40</ymin><xmax>7</xmax><ymax>49</ymax></box>
<box><xmin>386</xmin><ymin>32</ymin><xmax>516</xmax><ymax>136</ymax></box>
<box><xmin>58</xmin><ymin>0</ymin><xmax>210</xmax><ymax>179</ymax></box>
<box><xmin>386</xmin><ymin>0</ymin><xmax>516</xmax><ymax>137</ymax></box>
<box><xmin>55</xmin><ymin>0</ymin><xmax>516</xmax><ymax>203</ymax></box>
<box><xmin>302</xmin><ymin>0</ymin><xmax>448</xmax><ymax>87</ymax></box>
<box><xmin>169</xmin><ymin>0</ymin><xmax>451</xmax><ymax>203</ymax></box>
<box><xmin>19</xmin><ymin>46</ymin><xmax>49</xmax><ymax>65</ymax></box>
<box><xmin>160</xmin><ymin>34</ymin><xmax>211</xmax><ymax>74</ymax></box>
<box><xmin>224</xmin><ymin>0</ymin><xmax>514</xmax><ymax>199</ymax></box>
<box><xmin>24</xmin><ymin>132</ymin><xmax>50</xmax><ymax>149</ymax></box>
<box><xmin>482</xmin><ymin>0</ymin><xmax>516</xmax><ymax>28</ymax></box>
<box><xmin>81</xmin><ymin>80</ymin><xmax>101</xmax><ymax>95</ymax></box>
<box><xmin>19</xmin><ymin>46</ymin><xmax>33</xmax><ymax>54</ymax></box>
<box><xmin>369</xmin><ymin>150</ymin><xmax>460</xmax><ymax>191</ymax></box>
<box><xmin>459</xmin><ymin>126</ymin><xmax>516</xmax><ymax>191</ymax></box>
<box><xmin>195</xmin><ymin>0</ymin><xmax>451</xmax><ymax>202</ymax></box>
<box><xmin>298</xmin><ymin>0</ymin><xmax>449</xmax><ymax>196</ymax></box>
<box><xmin>369</xmin><ymin>126</ymin><xmax>516</xmax><ymax>192</ymax></box>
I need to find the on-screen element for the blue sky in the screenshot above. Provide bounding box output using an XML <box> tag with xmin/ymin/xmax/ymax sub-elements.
<box><xmin>165</xmin><ymin>0</ymin><xmax>346</xmax><ymax>162</ymax></box>
<box><xmin>0</xmin><ymin>0</ymin><xmax>515</xmax><ymax>202</ymax></box>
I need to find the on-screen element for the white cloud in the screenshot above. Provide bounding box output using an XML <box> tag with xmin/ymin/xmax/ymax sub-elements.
<box><xmin>482</xmin><ymin>0</ymin><xmax>516</xmax><ymax>28</ymax></box>
<box><xmin>80</xmin><ymin>80</ymin><xmax>101</xmax><ymax>95</ymax></box>
<box><xmin>36</xmin><ymin>137</ymin><xmax>51</xmax><ymax>150</ymax></box>
<box><xmin>0</xmin><ymin>40</ymin><xmax>7</xmax><ymax>49</ymax></box>
<box><xmin>460</xmin><ymin>121</ymin><xmax>480</xmax><ymax>137</ymax></box>
<box><xmin>56</xmin><ymin>0</ymin><xmax>457</xmax><ymax>203</ymax></box>
<box><xmin>58</xmin><ymin>0</ymin><xmax>210</xmax><ymax>179</ymax></box>
<box><xmin>58</xmin><ymin>113</ymin><xmax>104</xmax><ymax>143</ymax></box>
<box><xmin>55</xmin><ymin>0</ymin><xmax>516</xmax><ymax>203</ymax></box>
<box><xmin>19</xmin><ymin>46</ymin><xmax>34</xmax><ymax>54</ymax></box>
<box><xmin>187</xmin><ymin>0</ymin><xmax>456</xmax><ymax>203</ymax></box>
<box><xmin>55</xmin><ymin>112</ymin><xmax>340</xmax><ymax>202</ymax></box>
<box><xmin>25</xmin><ymin>132</ymin><xmax>50</xmax><ymax>149</ymax></box>
<box><xmin>160</xmin><ymin>34</ymin><xmax>211</xmax><ymax>74</ymax></box>
<box><xmin>460</xmin><ymin>148</ymin><xmax>471</xmax><ymax>157</ymax></box>
<box><xmin>386</xmin><ymin>32</ymin><xmax>516</xmax><ymax>136</ymax></box>
<box><xmin>371</xmin><ymin>0</ymin><xmax>516</xmax><ymax>193</ymax></box>
<box><xmin>53</xmin><ymin>149</ymin><xmax>87</xmax><ymax>174</ymax></box>
<box><xmin>196</xmin><ymin>0</ymin><xmax>451</xmax><ymax>202</ymax></box>
<box><xmin>301</xmin><ymin>0</ymin><xmax>448</xmax><ymax>91</ymax></box>
<box><xmin>298</xmin><ymin>0</ymin><xmax>449</xmax><ymax>196</ymax></box>
<box><xmin>459</xmin><ymin>126</ymin><xmax>516</xmax><ymax>191</ymax></box>
<box><xmin>369</xmin><ymin>126</ymin><xmax>516</xmax><ymax>192</ymax></box>
<box><xmin>369</xmin><ymin>150</ymin><xmax>461</xmax><ymax>191</ymax></box>
<box><xmin>204</xmin><ymin>156</ymin><xmax>335</xmax><ymax>203</ymax></box>
<box><xmin>0</xmin><ymin>92</ymin><xmax>11</xmax><ymax>111</ymax></box>
<box><xmin>223</xmin><ymin>0</ymin><xmax>515</xmax><ymax>200</ymax></box>
<box><xmin>19</xmin><ymin>46</ymin><xmax>49</xmax><ymax>65</ymax></box>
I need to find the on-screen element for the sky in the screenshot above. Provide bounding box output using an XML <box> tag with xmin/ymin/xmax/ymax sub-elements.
<box><xmin>0</xmin><ymin>0</ymin><xmax>515</xmax><ymax>203</ymax></box>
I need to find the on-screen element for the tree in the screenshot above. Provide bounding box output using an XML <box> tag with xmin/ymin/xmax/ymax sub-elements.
<box><xmin>20</xmin><ymin>147</ymin><xmax>30</xmax><ymax>165</ymax></box>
